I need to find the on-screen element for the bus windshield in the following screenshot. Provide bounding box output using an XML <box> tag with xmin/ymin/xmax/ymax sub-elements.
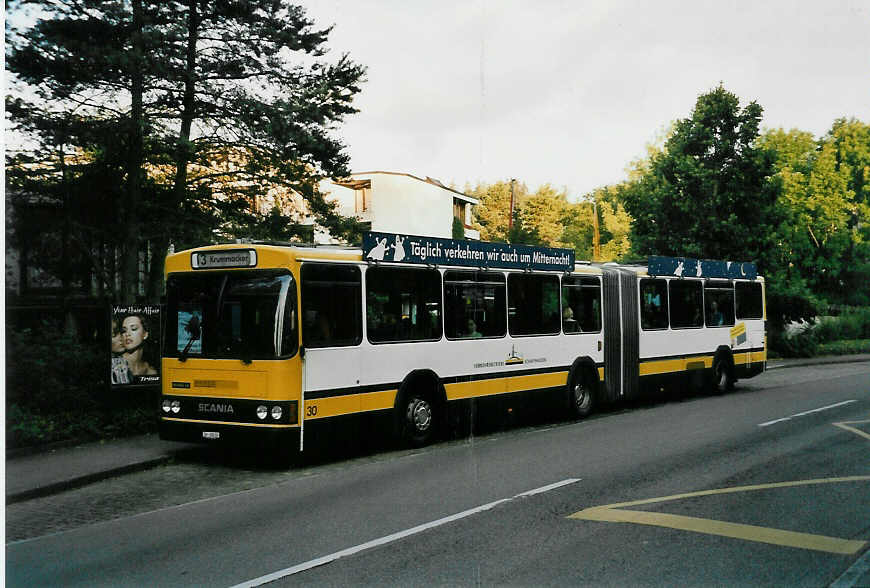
<box><xmin>164</xmin><ymin>270</ymin><xmax>297</xmax><ymax>361</ymax></box>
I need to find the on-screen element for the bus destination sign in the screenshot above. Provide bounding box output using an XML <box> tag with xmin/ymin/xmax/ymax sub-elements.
<box><xmin>648</xmin><ymin>255</ymin><xmax>757</xmax><ymax>280</ymax></box>
<box><xmin>191</xmin><ymin>249</ymin><xmax>258</xmax><ymax>270</ymax></box>
<box><xmin>362</xmin><ymin>232</ymin><xmax>575</xmax><ymax>272</ymax></box>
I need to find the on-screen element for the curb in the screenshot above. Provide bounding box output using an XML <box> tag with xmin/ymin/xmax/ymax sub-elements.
<box><xmin>6</xmin><ymin>456</ymin><xmax>172</xmax><ymax>505</ymax></box>
<box><xmin>767</xmin><ymin>355</ymin><xmax>870</xmax><ymax>370</ymax></box>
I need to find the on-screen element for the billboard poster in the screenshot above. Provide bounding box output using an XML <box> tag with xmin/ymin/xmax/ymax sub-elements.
<box><xmin>110</xmin><ymin>304</ymin><xmax>161</xmax><ymax>388</ymax></box>
<box><xmin>647</xmin><ymin>255</ymin><xmax>757</xmax><ymax>280</ymax></box>
<box><xmin>362</xmin><ymin>231</ymin><xmax>575</xmax><ymax>272</ymax></box>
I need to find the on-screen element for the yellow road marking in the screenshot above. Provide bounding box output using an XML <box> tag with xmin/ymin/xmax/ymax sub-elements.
<box><xmin>568</xmin><ymin>476</ymin><xmax>870</xmax><ymax>554</ymax></box>
<box><xmin>834</xmin><ymin>419</ymin><xmax>870</xmax><ymax>441</ymax></box>
<box><xmin>575</xmin><ymin>507</ymin><xmax>865</xmax><ymax>555</ymax></box>
<box><xmin>588</xmin><ymin>476</ymin><xmax>870</xmax><ymax>510</ymax></box>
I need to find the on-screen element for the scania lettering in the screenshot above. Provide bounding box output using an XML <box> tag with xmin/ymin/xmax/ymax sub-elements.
<box><xmin>198</xmin><ymin>403</ymin><xmax>234</xmax><ymax>414</ymax></box>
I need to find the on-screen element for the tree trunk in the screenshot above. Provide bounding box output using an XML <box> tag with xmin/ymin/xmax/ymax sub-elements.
<box><xmin>150</xmin><ymin>0</ymin><xmax>199</xmax><ymax>299</ymax></box>
<box><xmin>122</xmin><ymin>0</ymin><xmax>145</xmax><ymax>303</ymax></box>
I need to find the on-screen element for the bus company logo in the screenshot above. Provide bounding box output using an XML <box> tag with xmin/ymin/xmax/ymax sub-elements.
<box><xmin>505</xmin><ymin>345</ymin><xmax>524</xmax><ymax>366</ymax></box>
<box><xmin>198</xmin><ymin>402</ymin><xmax>235</xmax><ymax>414</ymax></box>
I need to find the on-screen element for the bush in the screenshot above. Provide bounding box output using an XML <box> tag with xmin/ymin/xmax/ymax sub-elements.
<box><xmin>6</xmin><ymin>322</ymin><xmax>104</xmax><ymax>410</ymax></box>
<box><xmin>6</xmin><ymin>321</ymin><xmax>157</xmax><ymax>448</ymax></box>
<box><xmin>813</xmin><ymin>308</ymin><xmax>870</xmax><ymax>343</ymax></box>
<box><xmin>769</xmin><ymin>328</ymin><xmax>819</xmax><ymax>358</ymax></box>
<box><xmin>818</xmin><ymin>339</ymin><xmax>870</xmax><ymax>355</ymax></box>
<box><xmin>769</xmin><ymin>308</ymin><xmax>870</xmax><ymax>358</ymax></box>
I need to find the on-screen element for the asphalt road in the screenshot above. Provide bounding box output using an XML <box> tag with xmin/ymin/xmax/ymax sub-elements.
<box><xmin>6</xmin><ymin>362</ymin><xmax>870</xmax><ymax>587</ymax></box>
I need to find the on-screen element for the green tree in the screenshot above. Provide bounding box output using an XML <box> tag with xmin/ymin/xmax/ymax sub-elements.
<box><xmin>620</xmin><ymin>85</ymin><xmax>798</xmax><ymax>328</ymax></box>
<box><xmin>596</xmin><ymin>186</ymin><xmax>633</xmax><ymax>261</ymax></box>
<box><xmin>827</xmin><ymin>118</ymin><xmax>870</xmax><ymax>305</ymax></box>
<box><xmin>560</xmin><ymin>200</ymin><xmax>596</xmax><ymax>259</ymax></box>
<box><xmin>518</xmin><ymin>184</ymin><xmax>568</xmax><ymax>246</ymax></box>
<box><xmin>452</xmin><ymin>216</ymin><xmax>465</xmax><ymax>240</ymax></box>
<box><xmin>6</xmin><ymin>0</ymin><xmax>366</xmax><ymax>301</ymax></box>
<box><xmin>561</xmin><ymin>185</ymin><xmax>633</xmax><ymax>262</ymax></box>
<box><xmin>760</xmin><ymin>128</ymin><xmax>854</xmax><ymax>304</ymax></box>
<box><xmin>469</xmin><ymin>180</ymin><xmax>528</xmax><ymax>242</ymax></box>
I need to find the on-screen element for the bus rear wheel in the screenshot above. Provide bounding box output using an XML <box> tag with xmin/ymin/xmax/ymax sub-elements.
<box><xmin>711</xmin><ymin>355</ymin><xmax>735</xmax><ymax>394</ymax></box>
<box><xmin>568</xmin><ymin>369</ymin><xmax>595</xmax><ymax>418</ymax></box>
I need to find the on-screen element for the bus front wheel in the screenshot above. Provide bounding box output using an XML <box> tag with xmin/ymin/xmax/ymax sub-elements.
<box><xmin>399</xmin><ymin>393</ymin><xmax>437</xmax><ymax>446</ymax></box>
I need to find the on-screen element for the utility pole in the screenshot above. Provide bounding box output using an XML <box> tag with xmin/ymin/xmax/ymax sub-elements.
<box><xmin>592</xmin><ymin>199</ymin><xmax>601</xmax><ymax>261</ymax></box>
<box><xmin>508</xmin><ymin>178</ymin><xmax>516</xmax><ymax>235</ymax></box>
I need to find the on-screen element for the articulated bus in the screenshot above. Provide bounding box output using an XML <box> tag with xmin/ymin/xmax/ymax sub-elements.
<box><xmin>159</xmin><ymin>232</ymin><xmax>766</xmax><ymax>452</ymax></box>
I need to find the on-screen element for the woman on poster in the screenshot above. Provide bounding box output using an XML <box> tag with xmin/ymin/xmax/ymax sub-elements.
<box><xmin>110</xmin><ymin>317</ymin><xmax>133</xmax><ymax>384</ymax></box>
<box><xmin>121</xmin><ymin>313</ymin><xmax>158</xmax><ymax>377</ymax></box>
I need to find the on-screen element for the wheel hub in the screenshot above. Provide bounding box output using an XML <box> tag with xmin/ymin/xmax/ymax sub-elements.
<box><xmin>408</xmin><ymin>399</ymin><xmax>432</xmax><ymax>432</ymax></box>
<box><xmin>574</xmin><ymin>383</ymin><xmax>588</xmax><ymax>409</ymax></box>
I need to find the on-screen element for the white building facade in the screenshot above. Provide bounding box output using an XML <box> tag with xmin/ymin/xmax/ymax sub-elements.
<box><xmin>316</xmin><ymin>171</ymin><xmax>479</xmax><ymax>243</ymax></box>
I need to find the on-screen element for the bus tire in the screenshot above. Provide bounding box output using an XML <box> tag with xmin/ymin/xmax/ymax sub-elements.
<box><xmin>711</xmin><ymin>353</ymin><xmax>735</xmax><ymax>394</ymax></box>
<box><xmin>568</xmin><ymin>368</ymin><xmax>595</xmax><ymax>419</ymax></box>
<box><xmin>395</xmin><ymin>374</ymin><xmax>442</xmax><ymax>447</ymax></box>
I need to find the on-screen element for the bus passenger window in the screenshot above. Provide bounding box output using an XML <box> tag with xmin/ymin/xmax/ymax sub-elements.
<box><xmin>444</xmin><ymin>271</ymin><xmax>506</xmax><ymax>340</ymax></box>
<box><xmin>301</xmin><ymin>264</ymin><xmax>362</xmax><ymax>348</ymax></box>
<box><xmin>736</xmin><ymin>282</ymin><xmax>763</xmax><ymax>319</ymax></box>
<box><xmin>640</xmin><ymin>279</ymin><xmax>669</xmax><ymax>330</ymax></box>
<box><xmin>669</xmin><ymin>279</ymin><xmax>703</xmax><ymax>329</ymax></box>
<box><xmin>561</xmin><ymin>276</ymin><xmax>601</xmax><ymax>334</ymax></box>
<box><xmin>508</xmin><ymin>274</ymin><xmax>560</xmax><ymax>336</ymax></box>
<box><xmin>366</xmin><ymin>267</ymin><xmax>442</xmax><ymax>343</ymax></box>
<box><xmin>705</xmin><ymin>281</ymin><xmax>735</xmax><ymax>327</ymax></box>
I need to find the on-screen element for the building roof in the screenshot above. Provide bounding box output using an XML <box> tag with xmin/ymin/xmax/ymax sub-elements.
<box><xmin>346</xmin><ymin>171</ymin><xmax>478</xmax><ymax>204</ymax></box>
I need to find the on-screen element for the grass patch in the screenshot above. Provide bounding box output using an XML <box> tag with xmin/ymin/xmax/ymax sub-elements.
<box><xmin>817</xmin><ymin>339</ymin><xmax>870</xmax><ymax>355</ymax></box>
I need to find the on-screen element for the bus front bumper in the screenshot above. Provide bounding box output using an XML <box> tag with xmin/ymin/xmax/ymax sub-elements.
<box><xmin>159</xmin><ymin>418</ymin><xmax>300</xmax><ymax>449</ymax></box>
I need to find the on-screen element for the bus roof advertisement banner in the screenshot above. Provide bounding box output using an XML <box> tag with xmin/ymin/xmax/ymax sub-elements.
<box><xmin>648</xmin><ymin>255</ymin><xmax>757</xmax><ymax>280</ymax></box>
<box><xmin>362</xmin><ymin>231</ymin><xmax>575</xmax><ymax>272</ymax></box>
<box><xmin>110</xmin><ymin>304</ymin><xmax>161</xmax><ymax>389</ymax></box>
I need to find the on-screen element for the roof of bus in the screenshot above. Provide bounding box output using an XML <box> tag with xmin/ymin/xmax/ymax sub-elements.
<box><xmin>167</xmin><ymin>243</ymin><xmax>762</xmax><ymax>281</ymax></box>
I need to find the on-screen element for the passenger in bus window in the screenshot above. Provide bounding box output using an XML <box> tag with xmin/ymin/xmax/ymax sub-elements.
<box><xmin>563</xmin><ymin>306</ymin><xmax>579</xmax><ymax>333</ymax></box>
<box><xmin>709</xmin><ymin>301</ymin><xmax>724</xmax><ymax>326</ymax></box>
<box><xmin>467</xmin><ymin>319</ymin><xmax>482</xmax><ymax>338</ymax></box>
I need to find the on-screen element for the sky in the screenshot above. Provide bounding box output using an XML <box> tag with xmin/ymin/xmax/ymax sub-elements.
<box><xmin>300</xmin><ymin>0</ymin><xmax>870</xmax><ymax>200</ymax></box>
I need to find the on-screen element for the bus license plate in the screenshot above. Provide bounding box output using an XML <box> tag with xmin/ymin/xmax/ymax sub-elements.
<box><xmin>202</xmin><ymin>431</ymin><xmax>220</xmax><ymax>440</ymax></box>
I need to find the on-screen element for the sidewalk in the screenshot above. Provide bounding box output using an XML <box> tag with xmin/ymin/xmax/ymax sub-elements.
<box><xmin>6</xmin><ymin>434</ymin><xmax>199</xmax><ymax>504</ymax></box>
<box><xmin>6</xmin><ymin>354</ymin><xmax>870</xmax><ymax>505</ymax></box>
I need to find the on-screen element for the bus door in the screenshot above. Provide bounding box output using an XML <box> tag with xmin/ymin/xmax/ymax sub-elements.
<box><xmin>734</xmin><ymin>280</ymin><xmax>765</xmax><ymax>366</ymax></box>
<box><xmin>299</xmin><ymin>263</ymin><xmax>364</xmax><ymax>431</ymax></box>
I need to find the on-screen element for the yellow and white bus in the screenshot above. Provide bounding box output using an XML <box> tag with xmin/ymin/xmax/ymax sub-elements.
<box><xmin>159</xmin><ymin>233</ymin><xmax>766</xmax><ymax>451</ymax></box>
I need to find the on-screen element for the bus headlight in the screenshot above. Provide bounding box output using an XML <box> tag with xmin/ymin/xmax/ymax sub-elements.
<box><xmin>171</xmin><ymin>400</ymin><xmax>181</xmax><ymax>414</ymax></box>
<box><xmin>271</xmin><ymin>406</ymin><xmax>283</xmax><ymax>420</ymax></box>
<box><xmin>256</xmin><ymin>405</ymin><xmax>268</xmax><ymax>420</ymax></box>
<box><xmin>162</xmin><ymin>400</ymin><xmax>171</xmax><ymax>413</ymax></box>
